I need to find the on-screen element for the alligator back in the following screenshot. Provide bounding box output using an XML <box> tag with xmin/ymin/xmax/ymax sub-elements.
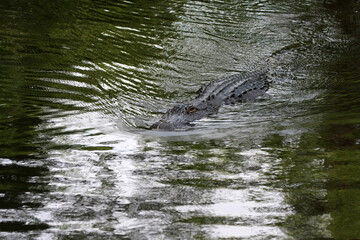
<box><xmin>195</xmin><ymin>71</ymin><xmax>269</xmax><ymax>104</ymax></box>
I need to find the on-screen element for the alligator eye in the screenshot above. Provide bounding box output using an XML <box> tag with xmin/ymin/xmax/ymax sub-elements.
<box><xmin>187</xmin><ymin>106</ymin><xmax>197</xmax><ymax>113</ymax></box>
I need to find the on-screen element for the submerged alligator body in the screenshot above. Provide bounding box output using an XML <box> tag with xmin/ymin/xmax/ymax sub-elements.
<box><xmin>151</xmin><ymin>71</ymin><xmax>269</xmax><ymax>130</ymax></box>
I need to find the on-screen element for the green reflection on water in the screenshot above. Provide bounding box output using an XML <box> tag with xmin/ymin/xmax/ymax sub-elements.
<box><xmin>1</xmin><ymin>0</ymin><xmax>360</xmax><ymax>239</ymax></box>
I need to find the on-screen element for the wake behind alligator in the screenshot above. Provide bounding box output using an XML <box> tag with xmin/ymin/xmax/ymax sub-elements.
<box><xmin>151</xmin><ymin>71</ymin><xmax>269</xmax><ymax>130</ymax></box>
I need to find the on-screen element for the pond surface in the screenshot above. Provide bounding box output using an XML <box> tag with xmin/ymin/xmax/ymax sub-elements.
<box><xmin>1</xmin><ymin>0</ymin><xmax>360</xmax><ymax>239</ymax></box>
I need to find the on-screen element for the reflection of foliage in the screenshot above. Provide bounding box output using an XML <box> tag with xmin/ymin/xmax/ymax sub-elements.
<box><xmin>320</xmin><ymin>1</ymin><xmax>360</xmax><ymax>236</ymax></box>
<box><xmin>327</xmin><ymin>150</ymin><xmax>360</xmax><ymax>239</ymax></box>
<box><xmin>0</xmin><ymin>0</ymin><xmax>183</xmax><ymax>129</ymax></box>
<box><xmin>264</xmin><ymin>133</ymin><xmax>331</xmax><ymax>239</ymax></box>
<box><xmin>324</xmin><ymin>0</ymin><xmax>360</xmax><ymax>36</ymax></box>
<box><xmin>264</xmin><ymin>113</ymin><xmax>360</xmax><ymax>239</ymax></box>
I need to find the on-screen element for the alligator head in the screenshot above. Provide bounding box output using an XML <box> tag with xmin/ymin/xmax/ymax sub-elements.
<box><xmin>150</xmin><ymin>97</ymin><xmax>222</xmax><ymax>130</ymax></box>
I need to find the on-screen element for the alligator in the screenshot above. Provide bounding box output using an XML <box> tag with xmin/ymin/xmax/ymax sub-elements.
<box><xmin>150</xmin><ymin>71</ymin><xmax>269</xmax><ymax>130</ymax></box>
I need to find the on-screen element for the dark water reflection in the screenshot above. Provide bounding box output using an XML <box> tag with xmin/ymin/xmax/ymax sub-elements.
<box><xmin>1</xmin><ymin>0</ymin><xmax>360</xmax><ymax>239</ymax></box>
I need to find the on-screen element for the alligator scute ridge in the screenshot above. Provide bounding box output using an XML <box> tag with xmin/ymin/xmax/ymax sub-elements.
<box><xmin>151</xmin><ymin>71</ymin><xmax>269</xmax><ymax>130</ymax></box>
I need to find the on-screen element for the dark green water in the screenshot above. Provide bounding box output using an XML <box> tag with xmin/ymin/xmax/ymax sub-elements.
<box><xmin>1</xmin><ymin>0</ymin><xmax>360</xmax><ymax>239</ymax></box>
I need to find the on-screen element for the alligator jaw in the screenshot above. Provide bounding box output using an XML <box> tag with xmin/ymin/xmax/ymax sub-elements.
<box><xmin>150</xmin><ymin>120</ymin><xmax>184</xmax><ymax>131</ymax></box>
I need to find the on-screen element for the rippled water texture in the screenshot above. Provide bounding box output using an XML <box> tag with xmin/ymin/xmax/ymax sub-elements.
<box><xmin>1</xmin><ymin>0</ymin><xmax>360</xmax><ymax>239</ymax></box>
